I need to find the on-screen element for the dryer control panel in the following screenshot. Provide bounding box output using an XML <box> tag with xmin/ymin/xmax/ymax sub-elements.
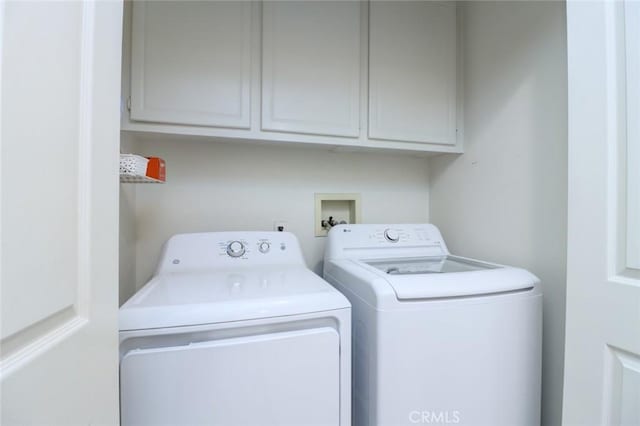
<box><xmin>156</xmin><ymin>232</ymin><xmax>306</xmax><ymax>274</ymax></box>
<box><xmin>217</xmin><ymin>237</ymin><xmax>289</xmax><ymax>260</ymax></box>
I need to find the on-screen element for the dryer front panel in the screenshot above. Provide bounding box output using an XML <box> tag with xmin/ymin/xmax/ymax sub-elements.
<box><xmin>120</xmin><ymin>327</ymin><xmax>340</xmax><ymax>426</ymax></box>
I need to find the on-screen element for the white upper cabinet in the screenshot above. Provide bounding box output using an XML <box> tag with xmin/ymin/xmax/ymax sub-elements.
<box><xmin>369</xmin><ymin>1</ymin><xmax>457</xmax><ymax>145</ymax></box>
<box><xmin>261</xmin><ymin>1</ymin><xmax>361</xmax><ymax>137</ymax></box>
<box><xmin>130</xmin><ymin>1</ymin><xmax>252</xmax><ymax>128</ymax></box>
<box><xmin>124</xmin><ymin>1</ymin><xmax>462</xmax><ymax>154</ymax></box>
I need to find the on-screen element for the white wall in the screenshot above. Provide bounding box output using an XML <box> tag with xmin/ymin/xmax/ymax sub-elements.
<box><xmin>126</xmin><ymin>138</ymin><xmax>430</xmax><ymax>294</ymax></box>
<box><xmin>119</xmin><ymin>133</ymin><xmax>137</xmax><ymax>305</ymax></box>
<box><xmin>429</xmin><ymin>2</ymin><xmax>567</xmax><ymax>425</ymax></box>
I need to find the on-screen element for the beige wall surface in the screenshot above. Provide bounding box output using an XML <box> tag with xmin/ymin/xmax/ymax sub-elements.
<box><xmin>122</xmin><ymin>139</ymin><xmax>430</xmax><ymax>298</ymax></box>
<box><xmin>119</xmin><ymin>133</ymin><xmax>137</xmax><ymax>305</ymax></box>
<box><xmin>429</xmin><ymin>2</ymin><xmax>568</xmax><ymax>425</ymax></box>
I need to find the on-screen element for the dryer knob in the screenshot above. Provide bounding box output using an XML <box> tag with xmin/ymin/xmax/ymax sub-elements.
<box><xmin>226</xmin><ymin>241</ymin><xmax>246</xmax><ymax>258</ymax></box>
<box><xmin>384</xmin><ymin>229</ymin><xmax>400</xmax><ymax>243</ymax></box>
<box><xmin>258</xmin><ymin>242</ymin><xmax>270</xmax><ymax>253</ymax></box>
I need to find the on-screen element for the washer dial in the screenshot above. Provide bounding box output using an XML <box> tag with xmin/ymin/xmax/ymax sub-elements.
<box><xmin>226</xmin><ymin>240</ymin><xmax>246</xmax><ymax>257</ymax></box>
<box><xmin>384</xmin><ymin>229</ymin><xmax>400</xmax><ymax>243</ymax></box>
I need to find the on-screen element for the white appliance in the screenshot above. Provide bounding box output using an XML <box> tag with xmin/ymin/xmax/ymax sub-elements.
<box><xmin>119</xmin><ymin>231</ymin><xmax>351</xmax><ymax>426</ymax></box>
<box><xmin>323</xmin><ymin>224</ymin><xmax>542</xmax><ymax>426</ymax></box>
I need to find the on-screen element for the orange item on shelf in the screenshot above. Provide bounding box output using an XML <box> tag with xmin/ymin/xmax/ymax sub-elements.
<box><xmin>146</xmin><ymin>157</ymin><xmax>166</xmax><ymax>182</ymax></box>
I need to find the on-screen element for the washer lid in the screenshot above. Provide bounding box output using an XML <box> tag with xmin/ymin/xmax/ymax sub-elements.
<box><xmin>361</xmin><ymin>256</ymin><xmax>538</xmax><ymax>299</ymax></box>
<box><xmin>119</xmin><ymin>266</ymin><xmax>350</xmax><ymax>331</ymax></box>
<box><xmin>365</xmin><ymin>256</ymin><xmax>496</xmax><ymax>275</ymax></box>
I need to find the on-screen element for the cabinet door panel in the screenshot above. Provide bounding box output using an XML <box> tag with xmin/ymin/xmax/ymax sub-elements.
<box><xmin>262</xmin><ymin>1</ymin><xmax>361</xmax><ymax>137</ymax></box>
<box><xmin>130</xmin><ymin>1</ymin><xmax>251</xmax><ymax>128</ymax></box>
<box><xmin>369</xmin><ymin>1</ymin><xmax>457</xmax><ymax>145</ymax></box>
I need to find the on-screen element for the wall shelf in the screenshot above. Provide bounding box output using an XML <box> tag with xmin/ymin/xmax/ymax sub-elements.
<box><xmin>120</xmin><ymin>174</ymin><xmax>164</xmax><ymax>184</ymax></box>
<box><xmin>120</xmin><ymin>154</ymin><xmax>166</xmax><ymax>184</ymax></box>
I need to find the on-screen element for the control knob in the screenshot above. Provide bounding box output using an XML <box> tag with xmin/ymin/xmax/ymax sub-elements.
<box><xmin>258</xmin><ymin>242</ymin><xmax>270</xmax><ymax>253</ymax></box>
<box><xmin>226</xmin><ymin>240</ymin><xmax>246</xmax><ymax>258</ymax></box>
<box><xmin>384</xmin><ymin>229</ymin><xmax>400</xmax><ymax>243</ymax></box>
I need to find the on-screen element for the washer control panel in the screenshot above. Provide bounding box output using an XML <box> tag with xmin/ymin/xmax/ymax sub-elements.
<box><xmin>324</xmin><ymin>224</ymin><xmax>449</xmax><ymax>260</ymax></box>
<box><xmin>368</xmin><ymin>227</ymin><xmax>415</xmax><ymax>244</ymax></box>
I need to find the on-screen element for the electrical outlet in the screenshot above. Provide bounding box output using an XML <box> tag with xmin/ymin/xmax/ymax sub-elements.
<box><xmin>273</xmin><ymin>221</ymin><xmax>287</xmax><ymax>232</ymax></box>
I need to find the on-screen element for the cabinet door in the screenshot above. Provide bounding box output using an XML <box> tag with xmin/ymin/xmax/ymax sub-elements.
<box><xmin>369</xmin><ymin>1</ymin><xmax>457</xmax><ymax>145</ymax></box>
<box><xmin>262</xmin><ymin>1</ymin><xmax>361</xmax><ymax>137</ymax></box>
<box><xmin>130</xmin><ymin>1</ymin><xmax>252</xmax><ymax>129</ymax></box>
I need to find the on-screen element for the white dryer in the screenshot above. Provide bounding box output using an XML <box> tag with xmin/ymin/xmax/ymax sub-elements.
<box><xmin>323</xmin><ymin>224</ymin><xmax>541</xmax><ymax>426</ymax></box>
<box><xmin>119</xmin><ymin>231</ymin><xmax>350</xmax><ymax>426</ymax></box>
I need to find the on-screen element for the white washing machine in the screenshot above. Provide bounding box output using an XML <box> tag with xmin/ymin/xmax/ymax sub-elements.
<box><xmin>323</xmin><ymin>224</ymin><xmax>542</xmax><ymax>426</ymax></box>
<box><xmin>119</xmin><ymin>231</ymin><xmax>351</xmax><ymax>426</ymax></box>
